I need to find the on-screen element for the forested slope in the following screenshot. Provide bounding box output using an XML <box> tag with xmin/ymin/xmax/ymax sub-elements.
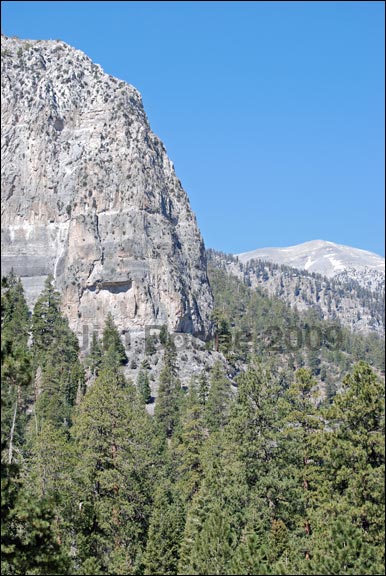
<box><xmin>1</xmin><ymin>272</ymin><xmax>384</xmax><ymax>575</ymax></box>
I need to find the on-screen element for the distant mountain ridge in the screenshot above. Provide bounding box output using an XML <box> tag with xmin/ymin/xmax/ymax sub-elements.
<box><xmin>209</xmin><ymin>242</ymin><xmax>385</xmax><ymax>337</ymax></box>
<box><xmin>237</xmin><ymin>240</ymin><xmax>384</xmax><ymax>278</ymax></box>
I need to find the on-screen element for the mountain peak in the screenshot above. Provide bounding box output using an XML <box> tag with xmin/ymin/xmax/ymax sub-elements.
<box><xmin>236</xmin><ymin>240</ymin><xmax>385</xmax><ymax>282</ymax></box>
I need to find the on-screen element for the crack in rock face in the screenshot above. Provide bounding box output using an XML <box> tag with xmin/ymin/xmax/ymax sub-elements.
<box><xmin>1</xmin><ymin>35</ymin><xmax>213</xmax><ymax>341</ymax></box>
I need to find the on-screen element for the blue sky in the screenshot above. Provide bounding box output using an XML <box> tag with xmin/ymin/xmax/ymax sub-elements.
<box><xmin>2</xmin><ymin>1</ymin><xmax>385</xmax><ymax>256</ymax></box>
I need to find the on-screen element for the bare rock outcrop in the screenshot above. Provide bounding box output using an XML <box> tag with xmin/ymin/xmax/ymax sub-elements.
<box><xmin>1</xmin><ymin>35</ymin><xmax>213</xmax><ymax>340</ymax></box>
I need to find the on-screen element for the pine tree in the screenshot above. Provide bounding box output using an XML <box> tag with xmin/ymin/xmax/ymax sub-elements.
<box><xmin>226</xmin><ymin>361</ymin><xmax>280</xmax><ymax>489</ymax></box>
<box><xmin>71</xmin><ymin>357</ymin><xmax>160</xmax><ymax>574</ymax></box>
<box><xmin>23</xmin><ymin>420</ymin><xmax>78</xmax><ymax>562</ymax></box>
<box><xmin>1</xmin><ymin>273</ymin><xmax>32</xmax><ymax>464</ymax></box>
<box><xmin>316</xmin><ymin>362</ymin><xmax>385</xmax><ymax>566</ymax></box>
<box><xmin>276</xmin><ymin>368</ymin><xmax>323</xmax><ymax>556</ymax></box>
<box><xmin>211</xmin><ymin>308</ymin><xmax>232</xmax><ymax>354</ymax></box>
<box><xmin>1</xmin><ymin>453</ymin><xmax>69</xmax><ymax>575</ymax></box>
<box><xmin>1</xmin><ymin>275</ymin><xmax>70</xmax><ymax>573</ymax></box>
<box><xmin>155</xmin><ymin>336</ymin><xmax>182</xmax><ymax>437</ymax></box>
<box><xmin>229</xmin><ymin>529</ymin><xmax>272</xmax><ymax>575</ymax></box>
<box><xmin>179</xmin><ymin>501</ymin><xmax>237</xmax><ymax>575</ymax></box>
<box><xmin>1</xmin><ymin>273</ymin><xmax>30</xmax><ymax>351</ymax></box>
<box><xmin>35</xmin><ymin>324</ymin><xmax>83</xmax><ymax>426</ymax></box>
<box><xmin>197</xmin><ymin>369</ymin><xmax>209</xmax><ymax>405</ymax></box>
<box><xmin>30</xmin><ymin>275</ymin><xmax>85</xmax><ymax>427</ymax></box>
<box><xmin>305</xmin><ymin>517</ymin><xmax>384</xmax><ymax>575</ymax></box>
<box><xmin>102</xmin><ymin>312</ymin><xmax>128</xmax><ymax>364</ymax></box>
<box><xmin>142</xmin><ymin>481</ymin><xmax>185</xmax><ymax>575</ymax></box>
<box><xmin>35</xmin><ymin>339</ymin><xmax>84</xmax><ymax>428</ymax></box>
<box><xmin>159</xmin><ymin>324</ymin><xmax>168</xmax><ymax>345</ymax></box>
<box><xmin>86</xmin><ymin>331</ymin><xmax>103</xmax><ymax>376</ymax></box>
<box><xmin>178</xmin><ymin>429</ymin><xmax>248</xmax><ymax>575</ymax></box>
<box><xmin>205</xmin><ymin>361</ymin><xmax>232</xmax><ymax>432</ymax></box>
<box><xmin>173</xmin><ymin>386</ymin><xmax>207</xmax><ymax>502</ymax></box>
<box><xmin>31</xmin><ymin>275</ymin><xmax>62</xmax><ymax>364</ymax></box>
<box><xmin>224</xmin><ymin>362</ymin><xmax>291</xmax><ymax>572</ymax></box>
<box><xmin>137</xmin><ymin>368</ymin><xmax>151</xmax><ymax>404</ymax></box>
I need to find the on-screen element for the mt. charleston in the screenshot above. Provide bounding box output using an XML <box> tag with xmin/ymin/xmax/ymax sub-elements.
<box><xmin>237</xmin><ymin>240</ymin><xmax>384</xmax><ymax>287</ymax></box>
<box><xmin>231</xmin><ymin>240</ymin><xmax>384</xmax><ymax>336</ymax></box>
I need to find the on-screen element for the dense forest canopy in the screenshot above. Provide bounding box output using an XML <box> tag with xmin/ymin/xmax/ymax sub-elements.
<box><xmin>1</xmin><ymin>272</ymin><xmax>384</xmax><ymax>575</ymax></box>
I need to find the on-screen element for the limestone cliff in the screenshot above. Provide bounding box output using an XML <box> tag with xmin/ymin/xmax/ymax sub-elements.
<box><xmin>1</xmin><ymin>35</ymin><xmax>213</xmax><ymax>340</ymax></box>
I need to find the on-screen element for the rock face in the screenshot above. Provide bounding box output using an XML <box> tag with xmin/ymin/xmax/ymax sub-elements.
<box><xmin>1</xmin><ymin>35</ymin><xmax>213</xmax><ymax>340</ymax></box>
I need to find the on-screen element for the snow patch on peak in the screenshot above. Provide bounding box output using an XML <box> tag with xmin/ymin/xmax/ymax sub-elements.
<box><xmin>304</xmin><ymin>256</ymin><xmax>316</xmax><ymax>271</ymax></box>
